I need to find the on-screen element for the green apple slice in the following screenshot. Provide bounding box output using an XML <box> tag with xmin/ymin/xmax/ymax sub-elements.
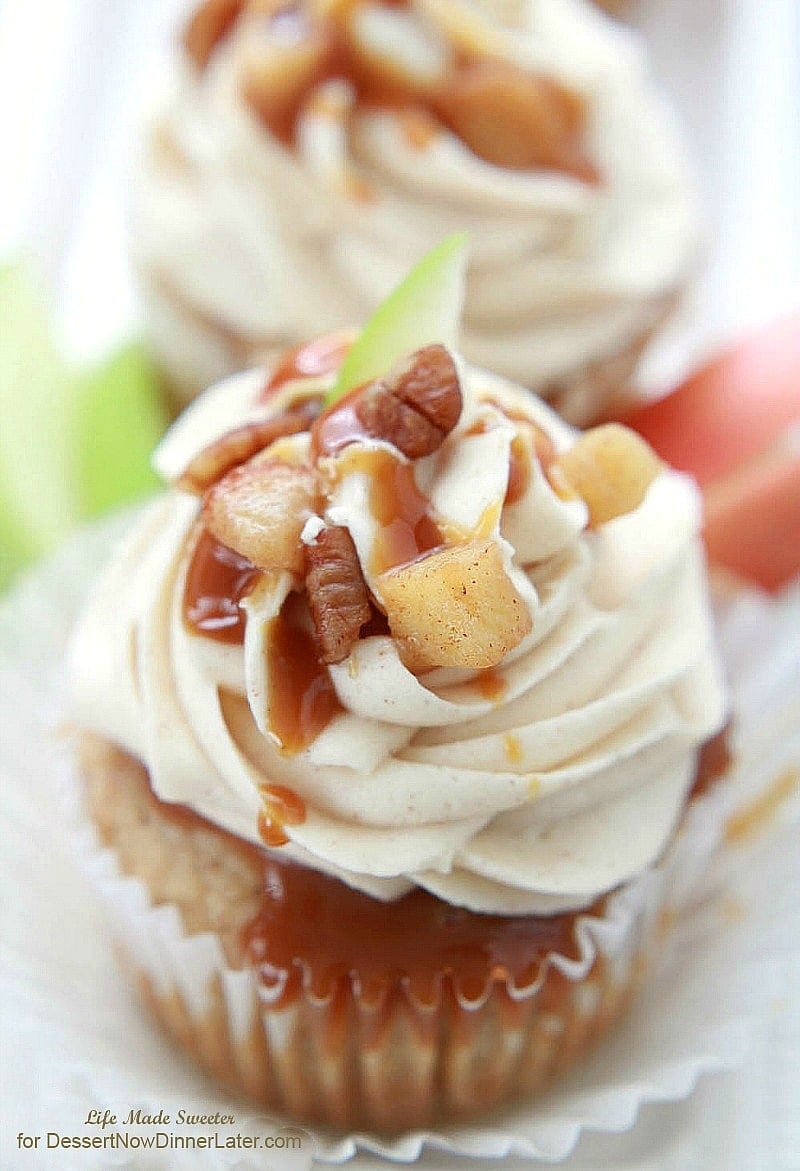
<box><xmin>72</xmin><ymin>342</ymin><xmax>169</xmax><ymax>517</ymax></box>
<box><xmin>328</xmin><ymin>232</ymin><xmax>469</xmax><ymax>406</ymax></box>
<box><xmin>0</xmin><ymin>262</ymin><xmax>81</xmax><ymax>588</ymax></box>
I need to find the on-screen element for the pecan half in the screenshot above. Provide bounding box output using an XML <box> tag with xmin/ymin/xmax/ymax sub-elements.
<box><xmin>184</xmin><ymin>0</ymin><xmax>244</xmax><ymax>69</ymax></box>
<box><xmin>177</xmin><ymin>401</ymin><xmax>320</xmax><ymax>494</ymax></box>
<box><xmin>304</xmin><ymin>526</ymin><xmax>371</xmax><ymax>664</ymax></box>
<box><xmin>355</xmin><ymin>344</ymin><xmax>462</xmax><ymax>459</ymax></box>
<box><xmin>202</xmin><ymin>456</ymin><xmax>315</xmax><ymax>574</ymax></box>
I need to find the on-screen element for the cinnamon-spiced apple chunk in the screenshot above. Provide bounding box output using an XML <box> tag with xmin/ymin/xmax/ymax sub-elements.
<box><xmin>377</xmin><ymin>538</ymin><xmax>532</xmax><ymax>671</ymax></box>
<box><xmin>202</xmin><ymin>455</ymin><xmax>315</xmax><ymax>575</ymax></box>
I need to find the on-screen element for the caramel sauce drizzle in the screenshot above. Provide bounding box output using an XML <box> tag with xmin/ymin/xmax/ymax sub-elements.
<box><xmin>261</xmin><ymin>332</ymin><xmax>354</xmax><ymax>399</ymax></box>
<box><xmin>183</xmin><ymin>529</ymin><xmax>261</xmax><ymax>643</ymax></box>
<box><xmin>185</xmin><ymin>533</ymin><xmax>343</xmax><ymax>755</ymax></box>
<box><xmin>331</xmin><ymin>445</ymin><xmax>445</xmax><ymax>574</ymax></box>
<box><xmin>476</xmin><ymin>668</ymin><xmax>507</xmax><ymax>702</ymax></box>
<box><xmin>310</xmin><ymin>385</ymin><xmax>372</xmax><ymax>459</ymax></box>
<box><xmin>505</xmin><ymin>433</ymin><xmax>531</xmax><ymax>505</ymax></box>
<box><xmin>466</xmin><ymin>402</ymin><xmax>554</xmax><ymax>507</ymax></box>
<box><xmin>368</xmin><ymin>450</ymin><xmax>444</xmax><ymax>574</ymax></box>
<box><xmin>258</xmin><ymin>783</ymin><xmax>308</xmax><ymax>847</ymax></box>
<box><xmin>266</xmin><ymin>591</ymin><xmax>344</xmax><ymax>755</ymax></box>
<box><xmin>133</xmin><ymin>722</ymin><xmax>730</xmax><ymax>1015</ymax></box>
<box><xmin>242</xmin><ymin>853</ymin><xmax>585</xmax><ymax>1007</ymax></box>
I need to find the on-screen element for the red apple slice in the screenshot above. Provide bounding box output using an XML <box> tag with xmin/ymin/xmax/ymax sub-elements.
<box><xmin>620</xmin><ymin>314</ymin><xmax>800</xmax><ymax>592</ymax></box>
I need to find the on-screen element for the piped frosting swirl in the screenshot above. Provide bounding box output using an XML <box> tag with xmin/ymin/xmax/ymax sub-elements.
<box><xmin>70</xmin><ymin>341</ymin><xmax>726</xmax><ymax>914</ymax></box>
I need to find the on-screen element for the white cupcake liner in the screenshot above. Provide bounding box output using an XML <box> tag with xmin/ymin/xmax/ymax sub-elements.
<box><xmin>1</xmin><ymin>513</ymin><xmax>798</xmax><ymax>1169</ymax></box>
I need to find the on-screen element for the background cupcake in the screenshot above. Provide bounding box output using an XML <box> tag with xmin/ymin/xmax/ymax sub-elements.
<box><xmin>132</xmin><ymin>0</ymin><xmax>701</xmax><ymax>421</ymax></box>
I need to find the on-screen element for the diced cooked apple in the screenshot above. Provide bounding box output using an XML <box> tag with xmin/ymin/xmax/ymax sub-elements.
<box><xmin>552</xmin><ymin>424</ymin><xmax>662</xmax><ymax>526</ymax></box>
<box><xmin>202</xmin><ymin>456</ymin><xmax>315</xmax><ymax>574</ymax></box>
<box><xmin>376</xmin><ymin>538</ymin><xmax>531</xmax><ymax>670</ymax></box>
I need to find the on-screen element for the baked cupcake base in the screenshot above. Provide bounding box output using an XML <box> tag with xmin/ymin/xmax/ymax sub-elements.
<box><xmin>77</xmin><ymin>731</ymin><xmax>726</xmax><ymax>1134</ymax></box>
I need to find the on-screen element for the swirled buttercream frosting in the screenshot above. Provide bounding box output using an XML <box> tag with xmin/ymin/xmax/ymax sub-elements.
<box><xmin>133</xmin><ymin>0</ymin><xmax>700</xmax><ymax>417</ymax></box>
<box><xmin>70</xmin><ymin>338</ymin><xmax>726</xmax><ymax>914</ymax></box>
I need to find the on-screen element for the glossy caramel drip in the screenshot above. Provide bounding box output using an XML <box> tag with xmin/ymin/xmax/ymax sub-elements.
<box><xmin>312</xmin><ymin>397</ymin><xmax>447</xmax><ymax>571</ymax></box>
<box><xmin>267</xmin><ymin>591</ymin><xmax>344</xmax><ymax>754</ymax></box>
<box><xmin>243</xmin><ymin>854</ymin><xmax>586</xmax><ymax>1006</ymax></box>
<box><xmin>262</xmin><ymin>332</ymin><xmax>354</xmax><ymax>399</ymax></box>
<box><xmin>310</xmin><ymin>386</ymin><xmax>372</xmax><ymax>459</ymax></box>
<box><xmin>184</xmin><ymin>529</ymin><xmax>261</xmax><ymax>643</ymax></box>
<box><xmin>466</xmin><ymin>404</ymin><xmax>554</xmax><ymax>506</ymax></box>
<box><xmin>369</xmin><ymin>450</ymin><xmax>444</xmax><ymax>573</ymax></box>
<box><xmin>505</xmin><ymin>433</ymin><xmax>531</xmax><ymax>505</ymax></box>
<box><xmin>689</xmin><ymin>722</ymin><xmax>732</xmax><ymax>799</ymax></box>
<box><xmin>258</xmin><ymin>783</ymin><xmax>307</xmax><ymax>847</ymax></box>
<box><xmin>476</xmin><ymin>668</ymin><xmax>507</xmax><ymax>702</ymax></box>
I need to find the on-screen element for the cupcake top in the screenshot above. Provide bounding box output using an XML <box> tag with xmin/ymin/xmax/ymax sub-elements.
<box><xmin>70</xmin><ymin>313</ymin><xmax>726</xmax><ymax>916</ymax></box>
<box><xmin>134</xmin><ymin>0</ymin><xmax>699</xmax><ymax>416</ymax></box>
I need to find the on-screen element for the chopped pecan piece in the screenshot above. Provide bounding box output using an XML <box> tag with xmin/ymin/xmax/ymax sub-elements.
<box><xmin>355</xmin><ymin>344</ymin><xmax>462</xmax><ymax>459</ymax></box>
<box><xmin>184</xmin><ymin>0</ymin><xmax>244</xmax><ymax>69</ymax></box>
<box><xmin>177</xmin><ymin>401</ymin><xmax>320</xmax><ymax>494</ymax></box>
<box><xmin>356</xmin><ymin>387</ymin><xmax>444</xmax><ymax>460</ymax></box>
<box><xmin>202</xmin><ymin>456</ymin><xmax>315</xmax><ymax>574</ymax></box>
<box><xmin>434</xmin><ymin>62</ymin><xmax>598</xmax><ymax>182</ymax></box>
<box><xmin>304</xmin><ymin>526</ymin><xmax>371</xmax><ymax>664</ymax></box>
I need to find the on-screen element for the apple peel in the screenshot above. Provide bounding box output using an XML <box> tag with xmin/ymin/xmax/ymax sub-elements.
<box><xmin>328</xmin><ymin>233</ymin><xmax>469</xmax><ymax>406</ymax></box>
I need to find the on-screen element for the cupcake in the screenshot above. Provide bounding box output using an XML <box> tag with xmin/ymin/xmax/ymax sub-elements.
<box><xmin>133</xmin><ymin>0</ymin><xmax>699</xmax><ymax>423</ymax></box>
<box><xmin>69</xmin><ymin>248</ymin><xmax>728</xmax><ymax>1132</ymax></box>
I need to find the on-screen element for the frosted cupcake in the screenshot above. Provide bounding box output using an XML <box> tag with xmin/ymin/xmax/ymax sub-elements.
<box><xmin>133</xmin><ymin>0</ymin><xmax>699</xmax><ymax>422</ymax></box>
<box><xmin>69</xmin><ymin>244</ymin><xmax>727</xmax><ymax>1131</ymax></box>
